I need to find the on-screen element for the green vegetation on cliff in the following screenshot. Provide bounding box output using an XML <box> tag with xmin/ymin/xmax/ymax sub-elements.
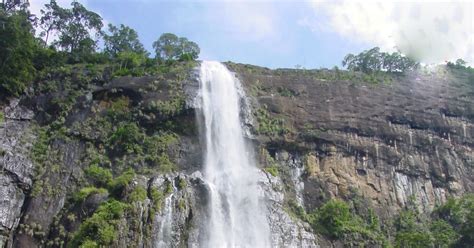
<box><xmin>0</xmin><ymin>0</ymin><xmax>200</xmax><ymax>100</ymax></box>
<box><xmin>4</xmin><ymin>1</ymin><xmax>200</xmax><ymax>245</ymax></box>
<box><xmin>0</xmin><ymin>10</ymin><xmax>36</xmax><ymax>96</ymax></box>
<box><xmin>286</xmin><ymin>194</ymin><xmax>474</xmax><ymax>247</ymax></box>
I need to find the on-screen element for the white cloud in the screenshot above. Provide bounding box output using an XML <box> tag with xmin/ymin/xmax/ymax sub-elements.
<box><xmin>305</xmin><ymin>0</ymin><xmax>474</xmax><ymax>64</ymax></box>
<box><xmin>207</xmin><ymin>1</ymin><xmax>278</xmax><ymax>42</ymax></box>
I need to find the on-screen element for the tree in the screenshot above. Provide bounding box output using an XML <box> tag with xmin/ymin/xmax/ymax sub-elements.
<box><xmin>447</xmin><ymin>58</ymin><xmax>470</xmax><ymax>70</ymax></box>
<box><xmin>1</xmin><ymin>0</ymin><xmax>29</xmax><ymax>13</ymax></box>
<box><xmin>53</xmin><ymin>1</ymin><xmax>103</xmax><ymax>59</ymax></box>
<box><xmin>102</xmin><ymin>23</ymin><xmax>146</xmax><ymax>57</ymax></box>
<box><xmin>177</xmin><ymin>36</ymin><xmax>199</xmax><ymax>60</ymax></box>
<box><xmin>0</xmin><ymin>11</ymin><xmax>36</xmax><ymax>96</ymax></box>
<box><xmin>38</xmin><ymin>0</ymin><xmax>68</xmax><ymax>45</ymax></box>
<box><xmin>152</xmin><ymin>33</ymin><xmax>178</xmax><ymax>60</ymax></box>
<box><xmin>342</xmin><ymin>47</ymin><xmax>418</xmax><ymax>73</ymax></box>
<box><xmin>455</xmin><ymin>59</ymin><xmax>467</xmax><ymax>67</ymax></box>
<box><xmin>153</xmin><ymin>33</ymin><xmax>200</xmax><ymax>61</ymax></box>
<box><xmin>115</xmin><ymin>51</ymin><xmax>146</xmax><ymax>70</ymax></box>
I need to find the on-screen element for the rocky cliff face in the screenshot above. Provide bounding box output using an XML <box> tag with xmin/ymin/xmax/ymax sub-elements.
<box><xmin>0</xmin><ymin>62</ymin><xmax>472</xmax><ymax>247</ymax></box>
<box><xmin>226</xmin><ymin>63</ymin><xmax>473</xmax><ymax>219</ymax></box>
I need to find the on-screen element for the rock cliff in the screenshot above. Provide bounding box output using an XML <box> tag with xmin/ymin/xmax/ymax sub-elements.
<box><xmin>0</xmin><ymin>62</ymin><xmax>472</xmax><ymax>247</ymax></box>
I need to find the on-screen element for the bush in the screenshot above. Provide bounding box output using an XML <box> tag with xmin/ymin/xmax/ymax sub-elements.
<box><xmin>430</xmin><ymin>220</ymin><xmax>458</xmax><ymax>247</ymax></box>
<box><xmin>265</xmin><ymin>166</ymin><xmax>279</xmax><ymax>177</ymax></box>
<box><xmin>395</xmin><ymin>231</ymin><xmax>432</xmax><ymax>248</ymax></box>
<box><xmin>394</xmin><ymin>209</ymin><xmax>418</xmax><ymax>231</ymax></box>
<box><xmin>74</xmin><ymin>187</ymin><xmax>108</xmax><ymax>202</ymax></box>
<box><xmin>128</xmin><ymin>186</ymin><xmax>147</xmax><ymax>202</ymax></box>
<box><xmin>31</xmin><ymin>127</ymin><xmax>49</xmax><ymax>165</ymax></box>
<box><xmin>108</xmin><ymin>168</ymin><xmax>135</xmax><ymax>197</ymax></box>
<box><xmin>314</xmin><ymin>199</ymin><xmax>352</xmax><ymax>238</ymax></box>
<box><xmin>308</xmin><ymin>199</ymin><xmax>385</xmax><ymax>244</ymax></box>
<box><xmin>432</xmin><ymin>194</ymin><xmax>474</xmax><ymax>246</ymax></box>
<box><xmin>32</xmin><ymin>47</ymin><xmax>67</xmax><ymax>70</ymax></box>
<box><xmin>79</xmin><ymin>239</ymin><xmax>98</xmax><ymax>248</ymax></box>
<box><xmin>107</xmin><ymin>97</ymin><xmax>130</xmax><ymax>117</ymax></box>
<box><xmin>149</xmin><ymin>187</ymin><xmax>164</xmax><ymax>213</ymax></box>
<box><xmin>144</xmin><ymin>133</ymin><xmax>178</xmax><ymax>171</ymax></box>
<box><xmin>255</xmin><ymin>107</ymin><xmax>289</xmax><ymax>136</ymax></box>
<box><xmin>71</xmin><ymin>200</ymin><xmax>127</xmax><ymax>247</ymax></box>
<box><xmin>108</xmin><ymin>122</ymin><xmax>144</xmax><ymax>154</ymax></box>
<box><xmin>85</xmin><ymin>165</ymin><xmax>113</xmax><ymax>187</ymax></box>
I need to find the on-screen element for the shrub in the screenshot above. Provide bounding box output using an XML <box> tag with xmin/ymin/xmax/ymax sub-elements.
<box><xmin>106</xmin><ymin>96</ymin><xmax>130</xmax><ymax>120</ymax></box>
<box><xmin>149</xmin><ymin>187</ymin><xmax>164</xmax><ymax>214</ymax></box>
<box><xmin>395</xmin><ymin>231</ymin><xmax>432</xmax><ymax>248</ymax></box>
<box><xmin>32</xmin><ymin>47</ymin><xmax>67</xmax><ymax>70</ymax></box>
<box><xmin>457</xmin><ymin>195</ymin><xmax>474</xmax><ymax>246</ymax></box>
<box><xmin>178</xmin><ymin>178</ymin><xmax>187</xmax><ymax>190</ymax></box>
<box><xmin>74</xmin><ymin>187</ymin><xmax>107</xmax><ymax>202</ymax></box>
<box><xmin>71</xmin><ymin>200</ymin><xmax>127</xmax><ymax>247</ymax></box>
<box><xmin>314</xmin><ymin>199</ymin><xmax>352</xmax><ymax>238</ymax></box>
<box><xmin>432</xmin><ymin>194</ymin><xmax>474</xmax><ymax>246</ymax></box>
<box><xmin>147</xmin><ymin>99</ymin><xmax>185</xmax><ymax>118</ymax></box>
<box><xmin>433</xmin><ymin>197</ymin><xmax>463</xmax><ymax>226</ymax></box>
<box><xmin>308</xmin><ymin>199</ymin><xmax>386</xmax><ymax>244</ymax></box>
<box><xmin>430</xmin><ymin>220</ymin><xmax>458</xmax><ymax>247</ymax></box>
<box><xmin>265</xmin><ymin>166</ymin><xmax>279</xmax><ymax>177</ymax></box>
<box><xmin>144</xmin><ymin>133</ymin><xmax>178</xmax><ymax>171</ymax></box>
<box><xmin>108</xmin><ymin>122</ymin><xmax>144</xmax><ymax>154</ymax></box>
<box><xmin>31</xmin><ymin>127</ymin><xmax>49</xmax><ymax>165</ymax></box>
<box><xmin>394</xmin><ymin>209</ymin><xmax>417</xmax><ymax>231</ymax></box>
<box><xmin>108</xmin><ymin>168</ymin><xmax>135</xmax><ymax>197</ymax></box>
<box><xmin>78</xmin><ymin>239</ymin><xmax>98</xmax><ymax>248</ymax></box>
<box><xmin>255</xmin><ymin>107</ymin><xmax>289</xmax><ymax>136</ymax></box>
<box><xmin>85</xmin><ymin>165</ymin><xmax>113</xmax><ymax>187</ymax></box>
<box><xmin>128</xmin><ymin>186</ymin><xmax>147</xmax><ymax>202</ymax></box>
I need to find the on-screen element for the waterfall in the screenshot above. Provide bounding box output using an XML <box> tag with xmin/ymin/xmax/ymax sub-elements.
<box><xmin>198</xmin><ymin>61</ymin><xmax>270</xmax><ymax>248</ymax></box>
<box><xmin>155</xmin><ymin>182</ymin><xmax>176</xmax><ymax>248</ymax></box>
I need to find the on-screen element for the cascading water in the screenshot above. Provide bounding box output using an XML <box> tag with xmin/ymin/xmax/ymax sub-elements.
<box><xmin>155</xmin><ymin>182</ymin><xmax>176</xmax><ymax>248</ymax></box>
<box><xmin>198</xmin><ymin>61</ymin><xmax>270</xmax><ymax>248</ymax></box>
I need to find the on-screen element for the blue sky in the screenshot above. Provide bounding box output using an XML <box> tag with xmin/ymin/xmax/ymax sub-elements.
<box><xmin>85</xmin><ymin>0</ymin><xmax>367</xmax><ymax>69</ymax></box>
<box><xmin>31</xmin><ymin>0</ymin><xmax>473</xmax><ymax>68</ymax></box>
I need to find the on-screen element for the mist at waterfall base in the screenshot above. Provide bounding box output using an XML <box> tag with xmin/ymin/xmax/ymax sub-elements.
<box><xmin>197</xmin><ymin>61</ymin><xmax>270</xmax><ymax>247</ymax></box>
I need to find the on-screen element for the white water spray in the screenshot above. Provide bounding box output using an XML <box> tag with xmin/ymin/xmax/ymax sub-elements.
<box><xmin>199</xmin><ymin>61</ymin><xmax>270</xmax><ymax>248</ymax></box>
<box><xmin>155</xmin><ymin>182</ymin><xmax>176</xmax><ymax>248</ymax></box>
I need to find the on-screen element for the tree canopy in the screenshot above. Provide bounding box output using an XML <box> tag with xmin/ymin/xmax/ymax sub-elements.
<box><xmin>152</xmin><ymin>33</ymin><xmax>200</xmax><ymax>61</ymax></box>
<box><xmin>342</xmin><ymin>47</ymin><xmax>419</xmax><ymax>73</ymax></box>
<box><xmin>0</xmin><ymin>0</ymin><xmax>204</xmax><ymax>98</ymax></box>
<box><xmin>38</xmin><ymin>0</ymin><xmax>68</xmax><ymax>45</ymax></box>
<box><xmin>54</xmin><ymin>1</ymin><xmax>103</xmax><ymax>59</ymax></box>
<box><xmin>0</xmin><ymin>8</ymin><xmax>36</xmax><ymax>96</ymax></box>
<box><xmin>102</xmin><ymin>23</ymin><xmax>147</xmax><ymax>57</ymax></box>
